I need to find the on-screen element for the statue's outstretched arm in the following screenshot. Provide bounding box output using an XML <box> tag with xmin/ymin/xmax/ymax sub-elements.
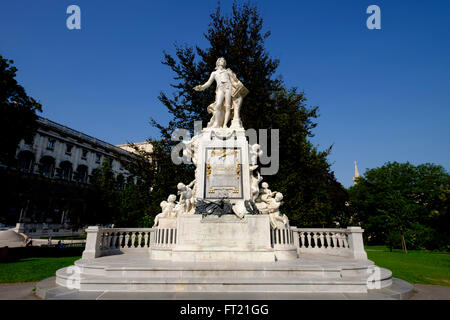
<box><xmin>194</xmin><ymin>72</ymin><xmax>215</xmax><ymax>91</ymax></box>
<box><xmin>187</xmin><ymin>180</ymin><xmax>196</xmax><ymax>188</ymax></box>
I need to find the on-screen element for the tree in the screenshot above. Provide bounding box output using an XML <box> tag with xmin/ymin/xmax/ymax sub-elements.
<box><xmin>120</xmin><ymin>140</ymin><xmax>193</xmax><ymax>226</ymax></box>
<box><xmin>151</xmin><ymin>2</ymin><xmax>349</xmax><ymax>227</ymax></box>
<box><xmin>348</xmin><ymin>162</ymin><xmax>450</xmax><ymax>252</ymax></box>
<box><xmin>89</xmin><ymin>159</ymin><xmax>120</xmax><ymax>225</ymax></box>
<box><xmin>0</xmin><ymin>56</ymin><xmax>42</xmax><ymax>165</ymax></box>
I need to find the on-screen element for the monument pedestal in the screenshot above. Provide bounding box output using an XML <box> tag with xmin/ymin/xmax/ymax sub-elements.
<box><xmin>151</xmin><ymin>215</ymin><xmax>298</xmax><ymax>262</ymax></box>
<box><xmin>172</xmin><ymin>214</ymin><xmax>296</xmax><ymax>262</ymax></box>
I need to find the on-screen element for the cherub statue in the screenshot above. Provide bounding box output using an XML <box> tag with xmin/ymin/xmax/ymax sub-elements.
<box><xmin>153</xmin><ymin>194</ymin><xmax>178</xmax><ymax>227</ymax></box>
<box><xmin>177</xmin><ymin>181</ymin><xmax>195</xmax><ymax>214</ymax></box>
<box><xmin>267</xmin><ymin>193</ymin><xmax>289</xmax><ymax>229</ymax></box>
<box><xmin>153</xmin><ymin>201</ymin><xmax>167</xmax><ymax>227</ymax></box>
<box><xmin>250</xmin><ymin>170</ymin><xmax>263</xmax><ymax>202</ymax></box>
<box><xmin>194</xmin><ymin>57</ymin><xmax>248</xmax><ymax>129</ymax></box>
<box><xmin>255</xmin><ymin>182</ymin><xmax>278</xmax><ymax>214</ymax></box>
<box><xmin>249</xmin><ymin>144</ymin><xmax>263</xmax><ymax>166</ymax></box>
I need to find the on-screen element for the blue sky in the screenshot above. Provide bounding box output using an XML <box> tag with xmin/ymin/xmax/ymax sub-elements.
<box><xmin>1</xmin><ymin>0</ymin><xmax>449</xmax><ymax>187</ymax></box>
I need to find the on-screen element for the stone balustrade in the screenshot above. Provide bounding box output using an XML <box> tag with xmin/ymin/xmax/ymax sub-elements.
<box><xmin>82</xmin><ymin>227</ymin><xmax>154</xmax><ymax>259</ymax></box>
<box><xmin>270</xmin><ymin>227</ymin><xmax>295</xmax><ymax>247</ymax></box>
<box><xmin>151</xmin><ymin>227</ymin><xmax>177</xmax><ymax>248</ymax></box>
<box><xmin>82</xmin><ymin>225</ymin><xmax>367</xmax><ymax>260</ymax></box>
<box><xmin>291</xmin><ymin>226</ymin><xmax>367</xmax><ymax>260</ymax></box>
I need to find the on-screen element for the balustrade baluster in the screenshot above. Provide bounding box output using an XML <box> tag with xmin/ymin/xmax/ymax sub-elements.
<box><xmin>118</xmin><ymin>232</ymin><xmax>123</xmax><ymax>248</ymax></box>
<box><xmin>103</xmin><ymin>232</ymin><xmax>108</xmax><ymax>250</ymax></box>
<box><xmin>124</xmin><ymin>232</ymin><xmax>130</xmax><ymax>248</ymax></box>
<box><xmin>319</xmin><ymin>232</ymin><xmax>324</xmax><ymax>249</ymax></box>
<box><xmin>312</xmin><ymin>232</ymin><xmax>318</xmax><ymax>248</ymax></box>
<box><xmin>343</xmin><ymin>234</ymin><xmax>349</xmax><ymax>248</ymax></box>
<box><xmin>138</xmin><ymin>232</ymin><xmax>143</xmax><ymax>248</ymax></box>
<box><xmin>130</xmin><ymin>232</ymin><xmax>135</xmax><ymax>248</ymax></box>
<box><xmin>300</xmin><ymin>232</ymin><xmax>305</xmax><ymax>248</ymax></box>
<box><xmin>144</xmin><ymin>232</ymin><xmax>149</xmax><ymax>247</ymax></box>
<box><xmin>111</xmin><ymin>232</ymin><xmax>117</xmax><ymax>249</ymax></box>
<box><xmin>339</xmin><ymin>233</ymin><xmax>345</xmax><ymax>248</ymax></box>
<box><xmin>331</xmin><ymin>233</ymin><xmax>337</xmax><ymax>248</ymax></box>
<box><xmin>99</xmin><ymin>232</ymin><xmax>104</xmax><ymax>250</ymax></box>
<box><xmin>305</xmin><ymin>232</ymin><xmax>310</xmax><ymax>248</ymax></box>
<box><xmin>107</xmin><ymin>232</ymin><xmax>113</xmax><ymax>249</ymax></box>
<box><xmin>325</xmin><ymin>232</ymin><xmax>331</xmax><ymax>249</ymax></box>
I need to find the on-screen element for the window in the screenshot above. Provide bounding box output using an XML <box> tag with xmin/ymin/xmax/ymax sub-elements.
<box><xmin>47</xmin><ymin>139</ymin><xmax>55</xmax><ymax>150</ymax></box>
<box><xmin>65</xmin><ymin>144</ymin><xmax>73</xmax><ymax>155</ymax></box>
<box><xmin>95</xmin><ymin>153</ymin><xmax>102</xmax><ymax>163</ymax></box>
<box><xmin>81</xmin><ymin>149</ymin><xmax>88</xmax><ymax>160</ymax></box>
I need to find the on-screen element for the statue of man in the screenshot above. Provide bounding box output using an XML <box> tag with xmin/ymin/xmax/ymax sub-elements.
<box><xmin>194</xmin><ymin>57</ymin><xmax>248</xmax><ymax>128</ymax></box>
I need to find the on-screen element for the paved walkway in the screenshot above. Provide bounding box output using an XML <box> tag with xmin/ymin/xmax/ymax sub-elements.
<box><xmin>410</xmin><ymin>284</ymin><xmax>450</xmax><ymax>300</ymax></box>
<box><xmin>0</xmin><ymin>281</ymin><xmax>448</xmax><ymax>300</ymax></box>
<box><xmin>0</xmin><ymin>282</ymin><xmax>40</xmax><ymax>300</ymax></box>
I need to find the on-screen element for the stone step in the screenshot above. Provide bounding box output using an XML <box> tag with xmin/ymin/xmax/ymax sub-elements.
<box><xmin>56</xmin><ymin>266</ymin><xmax>392</xmax><ymax>293</ymax></box>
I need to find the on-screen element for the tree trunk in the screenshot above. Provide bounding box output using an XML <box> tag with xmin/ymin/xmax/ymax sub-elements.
<box><xmin>401</xmin><ymin>234</ymin><xmax>408</xmax><ymax>254</ymax></box>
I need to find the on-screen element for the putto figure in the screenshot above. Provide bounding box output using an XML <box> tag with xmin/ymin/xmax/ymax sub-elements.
<box><xmin>194</xmin><ymin>57</ymin><xmax>248</xmax><ymax>129</ymax></box>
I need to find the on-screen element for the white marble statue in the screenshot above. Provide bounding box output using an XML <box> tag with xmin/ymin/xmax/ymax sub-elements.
<box><xmin>250</xmin><ymin>169</ymin><xmax>263</xmax><ymax>202</ymax></box>
<box><xmin>194</xmin><ymin>57</ymin><xmax>248</xmax><ymax>129</ymax></box>
<box><xmin>267</xmin><ymin>193</ymin><xmax>289</xmax><ymax>229</ymax></box>
<box><xmin>153</xmin><ymin>194</ymin><xmax>178</xmax><ymax>227</ymax></box>
<box><xmin>182</xmin><ymin>133</ymin><xmax>200</xmax><ymax>165</ymax></box>
<box><xmin>177</xmin><ymin>181</ymin><xmax>195</xmax><ymax>214</ymax></box>
<box><xmin>249</xmin><ymin>143</ymin><xmax>263</xmax><ymax>166</ymax></box>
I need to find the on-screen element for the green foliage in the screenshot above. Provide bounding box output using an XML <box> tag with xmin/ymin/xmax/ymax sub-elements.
<box><xmin>349</xmin><ymin>162</ymin><xmax>450</xmax><ymax>251</ymax></box>
<box><xmin>0</xmin><ymin>55</ymin><xmax>42</xmax><ymax>165</ymax></box>
<box><xmin>138</xmin><ymin>214</ymin><xmax>154</xmax><ymax>228</ymax></box>
<box><xmin>151</xmin><ymin>3</ymin><xmax>349</xmax><ymax>227</ymax></box>
<box><xmin>89</xmin><ymin>159</ymin><xmax>121</xmax><ymax>225</ymax></box>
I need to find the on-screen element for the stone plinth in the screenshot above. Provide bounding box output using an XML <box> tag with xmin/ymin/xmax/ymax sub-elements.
<box><xmin>169</xmin><ymin>214</ymin><xmax>296</xmax><ymax>262</ymax></box>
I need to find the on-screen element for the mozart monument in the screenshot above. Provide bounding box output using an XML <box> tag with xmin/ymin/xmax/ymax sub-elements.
<box><xmin>37</xmin><ymin>58</ymin><xmax>413</xmax><ymax>299</ymax></box>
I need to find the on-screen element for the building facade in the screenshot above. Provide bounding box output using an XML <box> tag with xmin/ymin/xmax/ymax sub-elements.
<box><xmin>1</xmin><ymin>116</ymin><xmax>142</xmax><ymax>238</ymax></box>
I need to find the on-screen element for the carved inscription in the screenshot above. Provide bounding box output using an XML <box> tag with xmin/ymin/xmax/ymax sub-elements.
<box><xmin>204</xmin><ymin>147</ymin><xmax>243</xmax><ymax>199</ymax></box>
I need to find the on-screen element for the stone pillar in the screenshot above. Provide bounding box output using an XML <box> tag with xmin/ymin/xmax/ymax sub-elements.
<box><xmin>346</xmin><ymin>226</ymin><xmax>367</xmax><ymax>260</ymax></box>
<box><xmin>82</xmin><ymin>226</ymin><xmax>101</xmax><ymax>259</ymax></box>
<box><xmin>15</xmin><ymin>223</ymin><xmax>26</xmax><ymax>234</ymax></box>
<box><xmin>291</xmin><ymin>227</ymin><xmax>300</xmax><ymax>255</ymax></box>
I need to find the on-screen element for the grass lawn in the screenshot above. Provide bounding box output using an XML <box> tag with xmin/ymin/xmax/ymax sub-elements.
<box><xmin>0</xmin><ymin>256</ymin><xmax>80</xmax><ymax>283</ymax></box>
<box><xmin>366</xmin><ymin>245</ymin><xmax>450</xmax><ymax>286</ymax></box>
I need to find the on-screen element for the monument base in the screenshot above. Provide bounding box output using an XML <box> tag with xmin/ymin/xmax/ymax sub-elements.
<box><xmin>53</xmin><ymin>253</ymin><xmax>395</xmax><ymax>294</ymax></box>
<box><xmin>151</xmin><ymin>214</ymin><xmax>298</xmax><ymax>262</ymax></box>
